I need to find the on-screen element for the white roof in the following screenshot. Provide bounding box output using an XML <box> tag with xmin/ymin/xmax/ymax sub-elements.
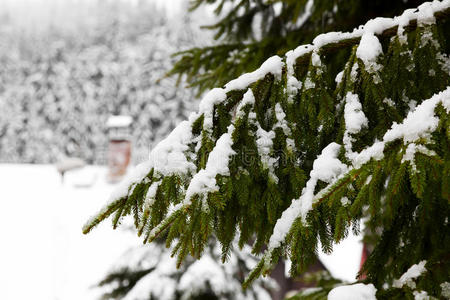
<box><xmin>106</xmin><ymin>115</ymin><xmax>132</xmax><ymax>128</ymax></box>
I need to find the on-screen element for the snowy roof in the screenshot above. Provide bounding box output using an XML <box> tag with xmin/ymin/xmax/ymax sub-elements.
<box><xmin>106</xmin><ymin>115</ymin><xmax>133</xmax><ymax>128</ymax></box>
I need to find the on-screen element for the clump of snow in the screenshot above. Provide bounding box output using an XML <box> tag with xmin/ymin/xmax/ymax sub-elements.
<box><xmin>351</xmin><ymin>141</ymin><xmax>384</xmax><ymax>168</ymax></box>
<box><xmin>235</xmin><ymin>89</ymin><xmax>256</xmax><ymax>119</ymax></box>
<box><xmin>199</xmin><ymin>88</ymin><xmax>227</xmax><ymax>130</ymax></box>
<box><xmin>357</xmin><ymin>33</ymin><xmax>383</xmax><ymax>63</ymax></box>
<box><xmin>343</xmin><ymin>92</ymin><xmax>368</xmax><ymax>160</ymax></box>
<box><xmin>311</xmin><ymin>143</ymin><xmax>348</xmax><ymax>183</ymax></box>
<box><xmin>328</xmin><ymin>283</ymin><xmax>377</xmax><ymax>300</ymax></box>
<box><xmin>344</xmin><ymin>92</ymin><xmax>368</xmax><ymax>134</ymax></box>
<box><xmin>413</xmin><ymin>290</ymin><xmax>429</xmax><ymax>300</ymax></box>
<box><xmin>350</xmin><ymin>63</ymin><xmax>359</xmax><ymax>81</ymax></box>
<box><xmin>437</xmin><ymin>52</ymin><xmax>450</xmax><ymax>76</ymax></box>
<box><xmin>356</xmin><ymin>32</ymin><xmax>383</xmax><ymax>72</ymax></box>
<box><xmin>184</xmin><ymin>125</ymin><xmax>236</xmax><ymax>205</ymax></box>
<box><xmin>224</xmin><ymin>55</ymin><xmax>284</xmax><ymax>91</ymax></box>
<box><xmin>420</xmin><ymin>28</ymin><xmax>440</xmax><ymax>49</ymax></box>
<box><xmin>383</xmin><ymin>98</ymin><xmax>395</xmax><ymax>107</ymax></box>
<box><xmin>340</xmin><ymin>197</ymin><xmax>350</xmax><ymax>206</ymax></box>
<box><xmin>149</xmin><ymin>119</ymin><xmax>197</xmax><ymax>176</ymax></box>
<box><xmin>311</xmin><ymin>50</ymin><xmax>321</xmax><ymax>67</ymax></box>
<box><xmin>393</xmin><ymin>260</ymin><xmax>427</xmax><ymax>289</ymax></box>
<box><xmin>304</xmin><ymin>77</ymin><xmax>316</xmax><ymax>90</ymax></box>
<box><xmin>383</xmin><ymin>91</ymin><xmax>443</xmax><ymax>143</ymax></box>
<box><xmin>286</xmin><ymin>138</ymin><xmax>296</xmax><ymax>151</ymax></box>
<box><xmin>286</xmin><ymin>45</ymin><xmax>312</xmax><ymax>76</ymax></box>
<box><xmin>395</xmin><ymin>9</ymin><xmax>417</xmax><ymax>43</ymax></box>
<box><xmin>441</xmin><ymin>282</ymin><xmax>450</xmax><ymax>299</ymax></box>
<box><xmin>274</xmin><ymin>103</ymin><xmax>292</xmax><ymax>135</ymax></box>
<box><xmin>268</xmin><ymin>143</ymin><xmax>347</xmax><ymax>250</ymax></box>
<box><xmin>335</xmin><ymin>71</ymin><xmax>344</xmax><ymax>84</ymax></box>
<box><xmin>105</xmin><ymin>117</ymin><xmax>198</xmax><ymax>205</ymax></box>
<box><xmin>417</xmin><ymin>2</ymin><xmax>437</xmax><ymax>25</ymax></box>
<box><xmin>313</xmin><ymin>31</ymin><xmax>362</xmax><ymax>49</ymax></box>
<box><xmin>363</xmin><ymin>17</ymin><xmax>397</xmax><ymax>34</ymax></box>
<box><xmin>287</xmin><ymin>76</ymin><xmax>302</xmax><ymax>100</ymax></box>
<box><xmin>107</xmin><ymin>160</ymin><xmax>154</xmax><ymax>203</ymax></box>
<box><xmin>256</xmin><ymin>125</ymin><xmax>278</xmax><ymax>183</ymax></box>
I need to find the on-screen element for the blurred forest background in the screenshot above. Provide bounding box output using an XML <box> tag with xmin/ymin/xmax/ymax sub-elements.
<box><xmin>0</xmin><ymin>0</ymin><xmax>206</xmax><ymax>164</ymax></box>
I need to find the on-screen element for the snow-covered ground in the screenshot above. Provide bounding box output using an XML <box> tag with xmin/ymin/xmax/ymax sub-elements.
<box><xmin>0</xmin><ymin>164</ymin><xmax>139</xmax><ymax>300</ymax></box>
<box><xmin>0</xmin><ymin>163</ymin><xmax>363</xmax><ymax>300</ymax></box>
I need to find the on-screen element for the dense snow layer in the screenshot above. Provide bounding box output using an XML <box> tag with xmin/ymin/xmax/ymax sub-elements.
<box><xmin>286</xmin><ymin>0</ymin><xmax>450</xmax><ymax>77</ymax></box>
<box><xmin>224</xmin><ymin>56</ymin><xmax>283</xmax><ymax>91</ymax></box>
<box><xmin>328</xmin><ymin>283</ymin><xmax>377</xmax><ymax>300</ymax></box>
<box><xmin>0</xmin><ymin>164</ymin><xmax>139</xmax><ymax>300</ymax></box>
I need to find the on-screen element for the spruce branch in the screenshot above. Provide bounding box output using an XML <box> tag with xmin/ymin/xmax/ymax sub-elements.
<box><xmin>143</xmin><ymin>203</ymin><xmax>190</xmax><ymax>244</ymax></box>
<box><xmin>83</xmin><ymin>3</ymin><xmax>450</xmax><ymax>296</ymax></box>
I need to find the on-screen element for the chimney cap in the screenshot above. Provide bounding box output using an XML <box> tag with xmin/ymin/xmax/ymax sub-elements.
<box><xmin>106</xmin><ymin>115</ymin><xmax>132</xmax><ymax>128</ymax></box>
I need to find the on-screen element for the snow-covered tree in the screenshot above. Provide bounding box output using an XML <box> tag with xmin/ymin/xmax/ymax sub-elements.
<box><xmin>0</xmin><ymin>1</ymin><xmax>201</xmax><ymax>164</ymax></box>
<box><xmin>169</xmin><ymin>0</ymin><xmax>434</xmax><ymax>94</ymax></box>
<box><xmin>85</xmin><ymin>1</ymin><xmax>450</xmax><ymax>299</ymax></box>
<box><xmin>97</xmin><ymin>239</ymin><xmax>276</xmax><ymax>300</ymax></box>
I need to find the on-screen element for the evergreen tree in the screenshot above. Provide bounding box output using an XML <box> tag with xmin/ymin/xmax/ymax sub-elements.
<box><xmin>97</xmin><ymin>238</ymin><xmax>276</xmax><ymax>300</ymax></box>
<box><xmin>168</xmin><ymin>0</ymin><xmax>431</xmax><ymax>94</ymax></box>
<box><xmin>0</xmin><ymin>1</ymin><xmax>200</xmax><ymax>164</ymax></box>
<box><xmin>85</xmin><ymin>1</ymin><xmax>450</xmax><ymax>299</ymax></box>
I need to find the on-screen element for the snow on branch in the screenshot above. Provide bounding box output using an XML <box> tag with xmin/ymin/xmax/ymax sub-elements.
<box><xmin>247</xmin><ymin>86</ymin><xmax>450</xmax><ymax>286</ymax></box>
<box><xmin>83</xmin><ymin>2</ymin><xmax>450</xmax><ymax>295</ymax></box>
